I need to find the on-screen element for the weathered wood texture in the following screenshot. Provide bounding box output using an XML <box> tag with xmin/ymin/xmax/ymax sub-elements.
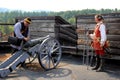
<box><xmin>15</xmin><ymin>16</ymin><xmax>70</xmax><ymax>39</ymax></box>
<box><xmin>16</xmin><ymin>16</ymin><xmax>78</xmax><ymax>54</ymax></box>
<box><xmin>0</xmin><ymin>16</ymin><xmax>70</xmax><ymax>54</ymax></box>
<box><xmin>76</xmin><ymin>13</ymin><xmax>120</xmax><ymax>56</ymax></box>
<box><xmin>55</xmin><ymin>25</ymin><xmax>78</xmax><ymax>54</ymax></box>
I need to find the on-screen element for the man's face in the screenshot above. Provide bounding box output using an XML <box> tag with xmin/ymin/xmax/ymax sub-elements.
<box><xmin>24</xmin><ymin>21</ymin><xmax>30</xmax><ymax>27</ymax></box>
<box><xmin>95</xmin><ymin>16</ymin><xmax>99</xmax><ymax>23</ymax></box>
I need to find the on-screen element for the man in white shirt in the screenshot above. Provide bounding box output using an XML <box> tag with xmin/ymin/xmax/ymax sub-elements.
<box><xmin>13</xmin><ymin>17</ymin><xmax>32</xmax><ymax>68</ymax></box>
<box><xmin>89</xmin><ymin>14</ymin><xmax>107</xmax><ymax>72</ymax></box>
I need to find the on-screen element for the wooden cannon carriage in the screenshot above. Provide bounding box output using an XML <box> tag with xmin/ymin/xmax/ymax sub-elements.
<box><xmin>0</xmin><ymin>35</ymin><xmax>62</xmax><ymax>78</ymax></box>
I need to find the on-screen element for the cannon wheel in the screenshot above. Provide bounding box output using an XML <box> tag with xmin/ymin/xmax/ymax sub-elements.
<box><xmin>38</xmin><ymin>37</ymin><xmax>62</xmax><ymax>70</ymax></box>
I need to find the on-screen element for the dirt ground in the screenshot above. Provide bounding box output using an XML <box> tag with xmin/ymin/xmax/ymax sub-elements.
<box><xmin>0</xmin><ymin>54</ymin><xmax>11</xmax><ymax>62</ymax></box>
<box><xmin>0</xmin><ymin>54</ymin><xmax>120</xmax><ymax>80</ymax></box>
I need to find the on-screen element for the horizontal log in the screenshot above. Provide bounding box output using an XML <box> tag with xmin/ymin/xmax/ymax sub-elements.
<box><xmin>30</xmin><ymin>22</ymin><xmax>54</xmax><ymax>28</ymax></box>
<box><xmin>77</xmin><ymin>46</ymin><xmax>120</xmax><ymax>56</ymax></box>
<box><xmin>77</xmin><ymin>39</ymin><xmax>120</xmax><ymax>49</ymax></box>
<box><xmin>76</xmin><ymin>28</ymin><xmax>118</xmax><ymax>35</ymax></box>
<box><xmin>56</xmin><ymin>25</ymin><xmax>76</xmax><ymax>31</ymax></box>
<box><xmin>62</xmin><ymin>51</ymin><xmax>77</xmax><ymax>55</ymax></box>
<box><xmin>30</xmin><ymin>32</ymin><xmax>55</xmax><ymax>39</ymax></box>
<box><xmin>104</xmin><ymin>18</ymin><xmax>120</xmax><ymax>23</ymax></box>
<box><xmin>77</xmin><ymin>39</ymin><xmax>92</xmax><ymax>45</ymax></box>
<box><xmin>77</xmin><ymin>23</ymin><xmax>95</xmax><ymax>29</ymax></box>
<box><xmin>77</xmin><ymin>17</ymin><xmax>120</xmax><ymax>23</ymax></box>
<box><xmin>32</xmin><ymin>20</ymin><xmax>55</xmax><ymax>23</ymax></box>
<box><xmin>77</xmin><ymin>19</ymin><xmax>95</xmax><ymax>23</ymax></box>
<box><xmin>77</xmin><ymin>45</ymin><xmax>93</xmax><ymax>50</ymax></box>
<box><xmin>60</xmin><ymin>27</ymin><xmax>77</xmax><ymax>39</ymax></box>
<box><xmin>62</xmin><ymin>46</ymin><xmax>77</xmax><ymax>50</ymax></box>
<box><xmin>60</xmin><ymin>26</ymin><xmax>77</xmax><ymax>35</ymax></box>
<box><xmin>106</xmin><ymin>23</ymin><xmax>120</xmax><ymax>29</ymax></box>
<box><xmin>107</xmin><ymin>29</ymin><xmax>120</xmax><ymax>35</ymax></box>
<box><xmin>30</xmin><ymin>28</ymin><xmax>55</xmax><ymax>32</ymax></box>
<box><xmin>77</xmin><ymin>28</ymin><xmax>120</xmax><ymax>35</ymax></box>
<box><xmin>76</xmin><ymin>29</ymin><xmax>93</xmax><ymax>34</ymax></box>
<box><xmin>61</xmin><ymin>46</ymin><xmax>77</xmax><ymax>54</ymax></box>
<box><xmin>109</xmin><ymin>41</ymin><xmax>120</xmax><ymax>49</ymax></box>
<box><xmin>59</xmin><ymin>33</ymin><xmax>77</xmax><ymax>44</ymax></box>
<box><xmin>108</xmin><ymin>48</ymin><xmax>120</xmax><ymax>55</ymax></box>
<box><xmin>59</xmin><ymin>39</ymin><xmax>76</xmax><ymax>46</ymax></box>
<box><xmin>107</xmin><ymin>35</ymin><xmax>120</xmax><ymax>41</ymax></box>
<box><xmin>77</xmin><ymin>35</ymin><xmax>120</xmax><ymax>41</ymax></box>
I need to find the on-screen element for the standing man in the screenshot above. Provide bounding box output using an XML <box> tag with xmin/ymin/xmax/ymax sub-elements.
<box><xmin>13</xmin><ymin>17</ymin><xmax>32</xmax><ymax>67</ymax></box>
<box><xmin>89</xmin><ymin>14</ymin><xmax>107</xmax><ymax>72</ymax></box>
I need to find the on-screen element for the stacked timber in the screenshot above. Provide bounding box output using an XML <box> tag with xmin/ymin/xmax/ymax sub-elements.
<box><xmin>55</xmin><ymin>25</ymin><xmax>78</xmax><ymax>54</ymax></box>
<box><xmin>15</xmin><ymin>16</ymin><xmax>70</xmax><ymax>39</ymax></box>
<box><xmin>76</xmin><ymin>13</ymin><xmax>120</xmax><ymax>57</ymax></box>
<box><xmin>16</xmin><ymin>16</ymin><xmax>78</xmax><ymax>54</ymax></box>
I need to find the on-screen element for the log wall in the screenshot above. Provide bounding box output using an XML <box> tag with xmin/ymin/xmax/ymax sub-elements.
<box><xmin>76</xmin><ymin>13</ymin><xmax>120</xmax><ymax>56</ymax></box>
<box><xmin>55</xmin><ymin>25</ymin><xmax>78</xmax><ymax>54</ymax></box>
<box><xmin>15</xmin><ymin>16</ymin><xmax>70</xmax><ymax>39</ymax></box>
<box><xmin>16</xmin><ymin>16</ymin><xmax>78</xmax><ymax>54</ymax></box>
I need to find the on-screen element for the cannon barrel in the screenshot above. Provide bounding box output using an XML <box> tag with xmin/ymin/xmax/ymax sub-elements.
<box><xmin>23</xmin><ymin>35</ymin><xmax>50</xmax><ymax>48</ymax></box>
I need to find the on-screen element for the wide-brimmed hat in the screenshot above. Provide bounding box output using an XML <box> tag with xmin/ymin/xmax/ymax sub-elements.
<box><xmin>24</xmin><ymin>17</ymin><xmax>32</xmax><ymax>24</ymax></box>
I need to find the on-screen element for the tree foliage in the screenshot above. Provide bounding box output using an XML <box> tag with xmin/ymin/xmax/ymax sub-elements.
<box><xmin>0</xmin><ymin>8</ymin><xmax>120</xmax><ymax>35</ymax></box>
<box><xmin>0</xmin><ymin>8</ymin><xmax>119</xmax><ymax>23</ymax></box>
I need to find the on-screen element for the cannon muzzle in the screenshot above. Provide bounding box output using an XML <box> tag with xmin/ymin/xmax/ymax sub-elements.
<box><xmin>23</xmin><ymin>35</ymin><xmax>50</xmax><ymax>48</ymax></box>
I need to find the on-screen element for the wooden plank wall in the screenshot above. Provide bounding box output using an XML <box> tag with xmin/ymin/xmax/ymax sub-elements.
<box><xmin>55</xmin><ymin>25</ymin><xmax>78</xmax><ymax>54</ymax></box>
<box><xmin>0</xmin><ymin>16</ymin><xmax>71</xmax><ymax>54</ymax></box>
<box><xmin>30</xmin><ymin>20</ymin><xmax>55</xmax><ymax>39</ymax></box>
<box><xmin>15</xmin><ymin>16</ymin><xmax>70</xmax><ymax>39</ymax></box>
<box><xmin>76</xmin><ymin>13</ymin><xmax>120</xmax><ymax>56</ymax></box>
<box><xmin>16</xmin><ymin>16</ymin><xmax>78</xmax><ymax>54</ymax></box>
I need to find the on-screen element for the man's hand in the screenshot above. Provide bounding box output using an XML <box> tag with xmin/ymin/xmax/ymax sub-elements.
<box><xmin>89</xmin><ymin>34</ymin><xmax>94</xmax><ymax>39</ymax></box>
<box><xmin>24</xmin><ymin>37</ymin><xmax>30</xmax><ymax>41</ymax></box>
<box><xmin>100</xmin><ymin>41</ymin><xmax>105</xmax><ymax>47</ymax></box>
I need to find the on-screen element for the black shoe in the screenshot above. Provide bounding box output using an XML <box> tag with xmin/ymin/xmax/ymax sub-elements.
<box><xmin>92</xmin><ymin>67</ymin><xmax>98</xmax><ymax>70</ymax></box>
<box><xmin>21</xmin><ymin>64</ymin><xmax>27</xmax><ymax>69</ymax></box>
<box><xmin>96</xmin><ymin>68</ymin><xmax>105</xmax><ymax>72</ymax></box>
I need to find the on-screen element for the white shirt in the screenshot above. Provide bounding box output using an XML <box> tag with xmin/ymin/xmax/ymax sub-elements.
<box><xmin>14</xmin><ymin>21</ymin><xmax>25</xmax><ymax>39</ymax></box>
<box><xmin>90</xmin><ymin>22</ymin><xmax>107</xmax><ymax>46</ymax></box>
<box><xmin>99</xmin><ymin>23</ymin><xmax>107</xmax><ymax>44</ymax></box>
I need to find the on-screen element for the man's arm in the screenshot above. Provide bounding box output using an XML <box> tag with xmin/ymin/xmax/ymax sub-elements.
<box><xmin>99</xmin><ymin>24</ymin><xmax>107</xmax><ymax>46</ymax></box>
<box><xmin>14</xmin><ymin>22</ymin><xmax>25</xmax><ymax>39</ymax></box>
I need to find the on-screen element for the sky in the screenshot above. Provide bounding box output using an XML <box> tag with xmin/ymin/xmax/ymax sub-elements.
<box><xmin>0</xmin><ymin>0</ymin><xmax>120</xmax><ymax>12</ymax></box>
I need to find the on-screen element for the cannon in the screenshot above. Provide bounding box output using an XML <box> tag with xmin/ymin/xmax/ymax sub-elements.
<box><xmin>0</xmin><ymin>35</ymin><xmax>62</xmax><ymax>78</ymax></box>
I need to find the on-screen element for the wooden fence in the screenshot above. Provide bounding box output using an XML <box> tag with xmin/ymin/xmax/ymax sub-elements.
<box><xmin>0</xmin><ymin>13</ymin><xmax>120</xmax><ymax>59</ymax></box>
<box><xmin>0</xmin><ymin>16</ymin><xmax>78</xmax><ymax>54</ymax></box>
<box><xmin>55</xmin><ymin>25</ymin><xmax>77</xmax><ymax>54</ymax></box>
<box><xmin>76</xmin><ymin>13</ymin><xmax>120</xmax><ymax>57</ymax></box>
